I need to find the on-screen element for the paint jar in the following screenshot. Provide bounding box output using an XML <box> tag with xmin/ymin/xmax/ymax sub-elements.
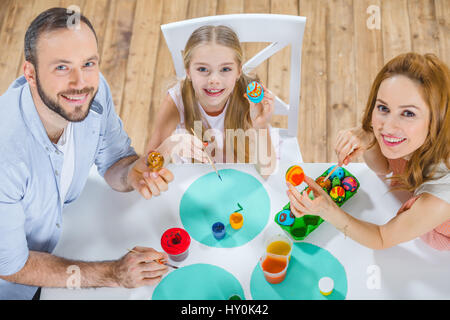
<box><xmin>260</xmin><ymin>253</ymin><xmax>289</xmax><ymax>284</ymax></box>
<box><xmin>318</xmin><ymin>277</ymin><xmax>334</xmax><ymax>296</ymax></box>
<box><xmin>212</xmin><ymin>222</ymin><xmax>226</xmax><ymax>240</ymax></box>
<box><xmin>161</xmin><ymin>228</ymin><xmax>191</xmax><ymax>262</ymax></box>
<box><xmin>229</xmin><ymin>212</ymin><xmax>244</xmax><ymax>230</ymax></box>
<box><xmin>265</xmin><ymin>233</ymin><xmax>293</xmax><ymax>261</ymax></box>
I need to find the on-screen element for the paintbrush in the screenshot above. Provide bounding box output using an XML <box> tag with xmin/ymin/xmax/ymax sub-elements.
<box><xmin>190</xmin><ymin>128</ymin><xmax>222</xmax><ymax>181</ymax></box>
<box><xmin>323</xmin><ymin>146</ymin><xmax>357</xmax><ymax>181</ymax></box>
<box><xmin>127</xmin><ymin>248</ymin><xmax>179</xmax><ymax>269</ymax></box>
<box><xmin>323</xmin><ymin>165</ymin><xmax>339</xmax><ymax>181</ymax></box>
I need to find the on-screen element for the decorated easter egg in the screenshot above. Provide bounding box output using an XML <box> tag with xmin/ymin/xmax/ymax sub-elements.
<box><xmin>285</xmin><ymin>165</ymin><xmax>305</xmax><ymax>186</ymax></box>
<box><xmin>331</xmin><ymin>176</ymin><xmax>341</xmax><ymax>188</ymax></box>
<box><xmin>316</xmin><ymin>176</ymin><xmax>331</xmax><ymax>192</ymax></box>
<box><xmin>246</xmin><ymin>81</ymin><xmax>264</xmax><ymax>104</ymax></box>
<box><xmin>147</xmin><ymin>151</ymin><xmax>164</xmax><ymax>172</ymax></box>
<box><xmin>342</xmin><ymin>176</ymin><xmax>358</xmax><ymax>192</ymax></box>
<box><xmin>327</xmin><ymin>165</ymin><xmax>345</xmax><ymax>180</ymax></box>
<box><xmin>329</xmin><ymin>186</ymin><xmax>345</xmax><ymax>203</ymax></box>
<box><xmin>277</xmin><ymin>209</ymin><xmax>295</xmax><ymax>226</ymax></box>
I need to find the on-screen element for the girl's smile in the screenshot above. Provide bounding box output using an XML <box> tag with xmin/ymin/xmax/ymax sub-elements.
<box><xmin>187</xmin><ymin>43</ymin><xmax>241</xmax><ymax>114</ymax></box>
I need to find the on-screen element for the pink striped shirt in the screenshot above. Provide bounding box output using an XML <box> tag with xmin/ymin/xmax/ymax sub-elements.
<box><xmin>388</xmin><ymin>159</ymin><xmax>450</xmax><ymax>251</ymax></box>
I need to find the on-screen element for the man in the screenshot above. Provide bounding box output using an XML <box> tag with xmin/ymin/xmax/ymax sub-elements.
<box><xmin>0</xmin><ymin>8</ymin><xmax>173</xmax><ymax>299</ymax></box>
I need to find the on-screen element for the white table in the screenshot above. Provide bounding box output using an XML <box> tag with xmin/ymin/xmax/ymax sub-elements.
<box><xmin>41</xmin><ymin>162</ymin><xmax>450</xmax><ymax>300</ymax></box>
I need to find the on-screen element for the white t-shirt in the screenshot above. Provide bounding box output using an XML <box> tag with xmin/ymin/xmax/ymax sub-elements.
<box><xmin>414</xmin><ymin>162</ymin><xmax>450</xmax><ymax>204</ymax></box>
<box><xmin>54</xmin><ymin>122</ymin><xmax>75</xmax><ymax>203</ymax></box>
<box><xmin>168</xmin><ymin>82</ymin><xmax>228</xmax><ymax>162</ymax></box>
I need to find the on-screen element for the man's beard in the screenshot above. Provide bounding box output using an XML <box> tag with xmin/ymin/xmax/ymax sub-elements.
<box><xmin>35</xmin><ymin>72</ymin><xmax>96</xmax><ymax>122</ymax></box>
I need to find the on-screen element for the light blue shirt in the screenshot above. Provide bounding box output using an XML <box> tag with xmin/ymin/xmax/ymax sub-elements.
<box><xmin>0</xmin><ymin>74</ymin><xmax>136</xmax><ymax>299</ymax></box>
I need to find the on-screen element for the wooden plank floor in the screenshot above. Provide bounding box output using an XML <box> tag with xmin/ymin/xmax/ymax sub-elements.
<box><xmin>0</xmin><ymin>0</ymin><xmax>448</xmax><ymax>162</ymax></box>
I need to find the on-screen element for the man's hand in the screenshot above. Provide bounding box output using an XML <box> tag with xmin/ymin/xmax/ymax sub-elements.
<box><xmin>127</xmin><ymin>155</ymin><xmax>174</xmax><ymax>199</ymax></box>
<box><xmin>112</xmin><ymin>247</ymin><xmax>169</xmax><ymax>288</ymax></box>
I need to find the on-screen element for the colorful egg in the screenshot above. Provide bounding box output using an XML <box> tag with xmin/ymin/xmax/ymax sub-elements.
<box><xmin>327</xmin><ymin>165</ymin><xmax>345</xmax><ymax>180</ymax></box>
<box><xmin>342</xmin><ymin>176</ymin><xmax>358</xmax><ymax>192</ymax></box>
<box><xmin>147</xmin><ymin>151</ymin><xmax>164</xmax><ymax>172</ymax></box>
<box><xmin>329</xmin><ymin>186</ymin><xmax>345</xmax><ymax>203</ymax></box>
<box><xmin>285</xmin><ymin>165</ymin><xmax>305</xmax><ymax>186</ymax></box>
<box><xmin>316</xmin><ymin>176</ymin><xmax>331</xmax><ymax>192</ymax></box>
<box><xmin>331</xmin><ymin>176</ymin><xmax>341</xmax><ymax>188</ymax></box>
<box><xmin>246</xmin><ymin>81</ymin><xmax>264</xmax><ymax>104</ymax></box>
<box><xmin>277</xmin><ymin>209</ymin><xmax>295</xmax><ymax>226</ymax></box>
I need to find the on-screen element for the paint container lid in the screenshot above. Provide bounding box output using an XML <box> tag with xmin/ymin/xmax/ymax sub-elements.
<box><xmin>318</xmin><ymin>277</ymin><xmax>334</xmax><ymax>295</ymax></box>
<box><xmin>161</xmin><ymin>228</ymin><xmax>191</xmax><ymax>255</ymax></box>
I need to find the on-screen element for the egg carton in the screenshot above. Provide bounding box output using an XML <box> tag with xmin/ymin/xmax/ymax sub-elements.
<box><xmin>275</xmin><ymin>166</ymin><xmax>360</xmax><ymax>242</ymax></box>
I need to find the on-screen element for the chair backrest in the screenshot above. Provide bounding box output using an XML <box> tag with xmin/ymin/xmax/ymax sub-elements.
<box><xmin>161</xmin><ymin>14</ymin><xmax>306</xmax><ymax>138</ymax></box>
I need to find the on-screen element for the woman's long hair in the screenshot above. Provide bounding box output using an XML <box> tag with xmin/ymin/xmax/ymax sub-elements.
<box><xmin>361</xmin><ymin>52</ymin><xmax>450</xmax><ymax>191</ymax></box>
<box><xmin>181</xmin><ymin>25</ymin><xmax>258</xmax><ymax>162</ymax></box>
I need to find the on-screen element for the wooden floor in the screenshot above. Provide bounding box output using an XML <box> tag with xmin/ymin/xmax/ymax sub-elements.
<box><xmin>0</xmin><ymin>0</ymin><xmax>448</xmax><ymax>162</ymax></box>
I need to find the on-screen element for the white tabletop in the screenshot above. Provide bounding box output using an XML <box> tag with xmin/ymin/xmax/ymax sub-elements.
<box><xmin>41</xmin><ymin>161</ymin><xmax>450</xmax><ymax>300</ymax></box>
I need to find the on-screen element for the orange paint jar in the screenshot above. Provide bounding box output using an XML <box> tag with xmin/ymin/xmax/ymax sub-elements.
<box><xmin>230</xmin><ymin>212</ymin><xmax>244</xmax><ymax>230</ymax></box>
<box><xmin>260</xmin><ymin>254</ymin><xmax>289</xmax><ymax>284</ymax></box>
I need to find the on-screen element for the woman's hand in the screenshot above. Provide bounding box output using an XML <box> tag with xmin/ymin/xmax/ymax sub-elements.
<box><xmin>335</xmin><ymin>127</ymin><xmax>374</xmax><ymax>166</ymax></box>
<box><xmin>286</xmin><ymin>176</ymin><xmax>341</xmax><ymax>220</ymax></box>
<box><xmin>246</xmin><ymin>84</ymin><xmax>275</xmax><ymax>130</ymax></box>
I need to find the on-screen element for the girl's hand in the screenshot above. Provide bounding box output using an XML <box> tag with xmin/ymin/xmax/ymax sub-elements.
<box><xmin>335</xmin><ymin>127</ymin><xmax>374</xmax><ymax>166</ymax></box>
<box><xmin>158</xmin><ymin>132</ymin><xmax>210</xmax><ymax>164</ymax></box>
<box><xmin>286</xmin><ymin>176</ymin><xmax>340</xmax><ymax>220</ymax></box>
<box><xmin>246</xmin><ymin>84</ymin><xmax>274</xmax><ymax>130</ymax></box>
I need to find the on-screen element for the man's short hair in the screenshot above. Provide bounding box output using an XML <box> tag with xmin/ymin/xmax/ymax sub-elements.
<box><xmin>24</xmin><ymin>7</ymin><xmax>98</xmax><ymax>66</ymax></box>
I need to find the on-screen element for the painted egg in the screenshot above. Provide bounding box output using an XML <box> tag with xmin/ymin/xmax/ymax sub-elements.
<box><xmin>342</xmin><ymin>176</ymin><xmax>358</xmax><ymax>192</ymax></box>
<box><xmin>147</xmin><ymin>151</ymin><xmax>164</xmax><ymax>172</ymax></box>
<box><xmin>331</xmin><ymin>176</ymin><xmax>341</xmax><ymax>188</ymax></box>
<box><xmin>285</xmin><ymin>165</ymin><xmax>305</xmax><ymax>186</ymax></box>
<box><xmin>327</xmin><ymin>165</ymin><xmax>345</xmax><ymax>180</ymax></box>
<box><xmin>329</xmin><ymin>186</ymin><xmax>345</xmax><ymax>203</ymax></box>
<box><xmin>316</xmin><ymin>176</ymin><xmax>331</xmax><ymax>192</ymax></box>
<box><xmin>246</xmin><ymin>81</ymin><xmax>264</xmax><ymax>104</ymax></box>
<box><xmin>277</xmin><ymin>209</ymin><xmax>295</xmax><ymax>226</ymax></box>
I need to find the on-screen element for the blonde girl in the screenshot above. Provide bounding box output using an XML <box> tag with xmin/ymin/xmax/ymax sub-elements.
<box><xmin>287</xmin><ymin>52</ymin><xmax>450</xmax><ymax>251</ymax></box>
<box><xmin>147</xmin><ymin>25</ymin><xmax>277</xmax><ymax>176</ymax></box>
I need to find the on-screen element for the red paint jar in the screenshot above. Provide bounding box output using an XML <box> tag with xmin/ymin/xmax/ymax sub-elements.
<box><xmin>161</xmin><ymin>228</ymin><xmax>191</xmax><ymax>262</ymax></box>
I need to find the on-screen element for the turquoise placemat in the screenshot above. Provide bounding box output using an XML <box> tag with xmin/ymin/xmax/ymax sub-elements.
<box><xmin>152</xmin><ymin>263</ymin><xmax>245</xmax><ymax>300</ymax></box>
<box><xmin>250</xmin><ymin>242</ymin><xmax>347</xmax><ymax>300</ymax></box>
<box><xmin>180</xmin><ymin>169</ymin><xmax>270</xmax><ymax>248</ymax></box>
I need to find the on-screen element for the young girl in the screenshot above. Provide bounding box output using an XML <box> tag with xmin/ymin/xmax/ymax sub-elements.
<box><xmin>147</xmin><ymin>25</ymin><xmax>277</xmax><ymax>176</ymax></box>
<box><xmin>287</xmin><ymin>52</ymin><xmax>450</xmax><ymax>251</ymax></box>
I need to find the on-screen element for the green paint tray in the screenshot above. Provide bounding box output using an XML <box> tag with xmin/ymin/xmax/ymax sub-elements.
<box><xmin>275</xmin><ymin>166</ymin><xmax>360</xmax><ymax>242</ymax></box>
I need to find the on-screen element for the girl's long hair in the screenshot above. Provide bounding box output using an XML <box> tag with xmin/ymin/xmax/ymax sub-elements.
<box><xmin>181</xmin><ymin>25</ymin><xmax>258</xmax><ymax>162</ymax></box>
<box><xmin>361</xmin><ymin>52</ymin><xmax>450</xmax><ymax>191</ymax></box>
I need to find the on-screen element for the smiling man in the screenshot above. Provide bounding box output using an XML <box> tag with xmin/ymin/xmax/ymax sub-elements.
<box><xmin>0</xmin><ymin>8</ymin><xmax>173</xmax><ymax>299</ymax></box>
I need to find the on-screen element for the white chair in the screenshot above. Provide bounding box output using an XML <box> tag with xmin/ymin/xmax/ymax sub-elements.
<box><xmin>161</xmin><ymin>14</ymin><xmax>306</xmax><ymax>163</ymax></box>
